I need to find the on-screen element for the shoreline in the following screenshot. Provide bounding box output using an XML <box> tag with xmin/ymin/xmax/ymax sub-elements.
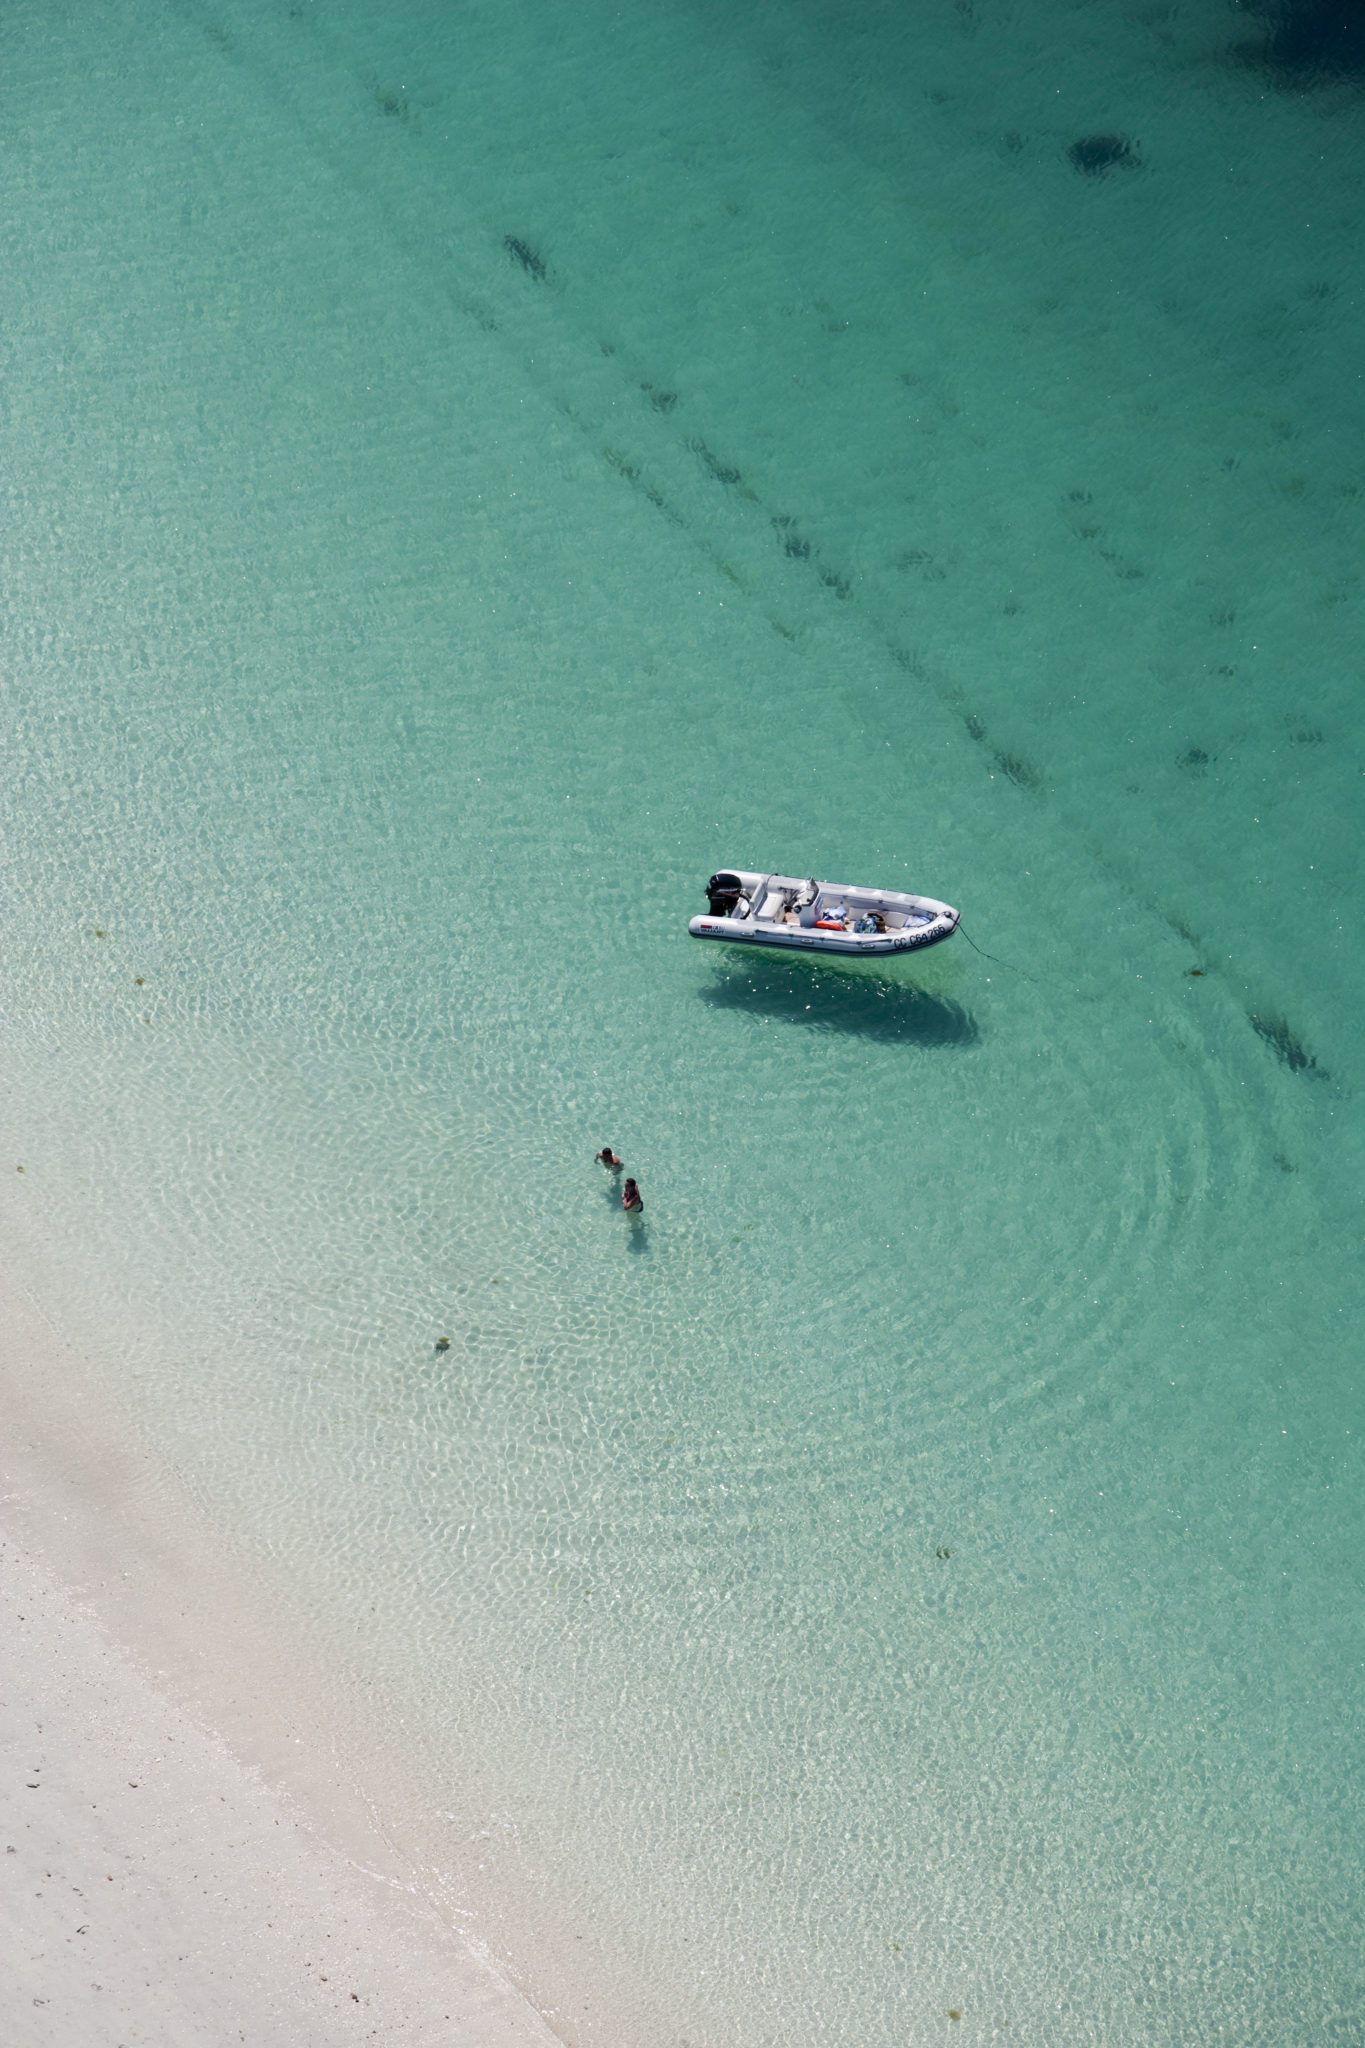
<box><xmin>0</xmin><ymin>1281</ymin><xmax>563</xmax><ymax>2047</ymax></box>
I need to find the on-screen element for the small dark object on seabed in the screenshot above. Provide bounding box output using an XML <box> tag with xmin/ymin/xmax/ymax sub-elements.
<box><xmin>435</xmin><ymin>1336</ymin><xmax>450</xmax><ymax>1352</ymax></box>
<box><xmin>1068</xmin><ymin>134</ymin><xmax>1140</xmax><ymax>175</ymax></box>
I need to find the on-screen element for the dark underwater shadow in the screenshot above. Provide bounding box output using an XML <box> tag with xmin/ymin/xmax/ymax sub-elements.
<box><xmin>1236</xmin><ymin>0</ymin><xmax>1365</xmax><ymax>82</ymax></box>
<box><xmin>698</xmin><ymin>960</ymin><xmax>979</xmax><ymax>1048</ymax></box>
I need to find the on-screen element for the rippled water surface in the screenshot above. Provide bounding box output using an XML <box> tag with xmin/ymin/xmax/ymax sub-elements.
<box><xmin>3</xmin><ymin>2</ymin><xmax>1363</xmax><ymax>2041</ymax></box>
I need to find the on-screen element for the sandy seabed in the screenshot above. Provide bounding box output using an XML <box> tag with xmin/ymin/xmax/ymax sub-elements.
<box><xmin>0</xmin><ymin>1287</ymin><xmax>559</xmax><ymax>2048</ymax></box>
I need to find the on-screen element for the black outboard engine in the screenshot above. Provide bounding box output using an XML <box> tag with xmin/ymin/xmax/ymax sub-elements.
<box><xmin>706</xmin><ymin>871</ymin><xmax>744</xmax><ymax>917</ymax></box>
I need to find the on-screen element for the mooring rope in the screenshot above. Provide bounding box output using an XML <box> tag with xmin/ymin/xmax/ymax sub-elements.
<box><xmin>956</xmin><ymin>921</ymin><xmax>1034</xmax><ymax>981</ymax></box>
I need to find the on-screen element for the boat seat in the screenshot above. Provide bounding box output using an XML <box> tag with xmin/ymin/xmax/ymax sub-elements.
<box><xmin>758</xmin><ymin>890</ymin><xmax>785</xmax><ymax>920</ymax></box>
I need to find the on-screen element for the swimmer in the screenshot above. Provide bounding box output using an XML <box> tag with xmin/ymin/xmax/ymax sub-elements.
<box><xmin>596</xmin><ymin>1146</ymin><xmax>624</xmax><ymax>1171</ymax></box>
<box><xmin>621</xmin><ymin>1177</ymin><xmax>643</xmax><ymax>1213</ymax></box>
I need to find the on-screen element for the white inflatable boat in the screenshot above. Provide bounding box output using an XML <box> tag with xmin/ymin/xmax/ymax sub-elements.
<box><xmin>689</xmin><ymin>869</ymin><xmax>959</xmax><ymax>958</ymax></box>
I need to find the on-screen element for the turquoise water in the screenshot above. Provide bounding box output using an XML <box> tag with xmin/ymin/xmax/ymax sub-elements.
<box><xmin>3</xmin><ymin>1</ymin><xmax>1363</xmax><ymax>2040</ymax></box>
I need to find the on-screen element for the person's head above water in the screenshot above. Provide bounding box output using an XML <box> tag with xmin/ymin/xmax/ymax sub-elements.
<box><xmin>622</xmin><ymin>1177</ymin><xmax>642</xmax><ymax>1208</ymax></box>
<box><xmin>597</xmin><ymin>1145</ymin><xmax>623</xmax><ymax>1168</ymax></box>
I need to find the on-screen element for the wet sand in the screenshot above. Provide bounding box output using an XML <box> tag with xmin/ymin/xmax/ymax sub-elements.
<box><xmin>0</xmin><ymin>1291</ymin><xmax>560</xmax><ymax>2048</ymax></box>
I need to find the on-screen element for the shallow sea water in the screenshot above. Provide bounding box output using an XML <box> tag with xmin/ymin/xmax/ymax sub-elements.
<box><xmin>2</xmin><ymin>2</ymin><xmax>1363</xmax><ymax>2042</ymax></box>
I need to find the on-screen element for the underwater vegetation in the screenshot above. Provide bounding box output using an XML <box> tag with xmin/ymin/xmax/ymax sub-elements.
<box><xmin>373</xmin><ymin>82</ymin><xmax>411</xmax><ymax>121</ymax></box>
<box><xmin>773</xmin><ymin>514</ymin><xmax>811</xmax><ymax>559</ymax></box>
<box><xmin>504</xmin><ymin>235</ymin><xmax>547</xmax><ymax>282</ymax></box>
<box><xmin>1247</xmin><ymin>1009</ymin><xmax>1325</xmax><ymax>1076</ymax></box>
<box><xmin>962</xmin><ymin>713</ymin><xmax>1045</xmax><ymax>792</ymax></box>
<box><xmin>1068</xmin><ymin>134</ymin><xmax>1140</xmax><ymax>175</ymax></box>
<box><xmin>689</xmin><ymin>437</ymin><xmax>744</xmax><ymax>488</ymax></box>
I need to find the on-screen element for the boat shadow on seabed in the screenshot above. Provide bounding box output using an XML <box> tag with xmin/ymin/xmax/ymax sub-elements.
<box><xmin>698</xmin><ymin>959</ymin><xmax>979</xmax><ymax>1048</ymax></box>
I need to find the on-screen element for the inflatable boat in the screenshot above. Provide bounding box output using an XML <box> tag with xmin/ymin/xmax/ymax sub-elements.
<box><xmin>689</xmin><ymin>870</ymin><xmax>959</xmax><ymax>958</ymax></box>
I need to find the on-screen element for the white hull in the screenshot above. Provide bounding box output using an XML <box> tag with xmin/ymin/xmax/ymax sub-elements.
<box><xmin>689</xmin><ymin>869</ymin><xmax>958</xmax><ymax>957</ymax></box>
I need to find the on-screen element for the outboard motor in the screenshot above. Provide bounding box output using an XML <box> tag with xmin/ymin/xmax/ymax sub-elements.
<box><xmin>796</xmin><ymin>878</ymin><xmax>820</xmax><ymax>928</ymax></box>
<box><xmin>706</xmin><ymin>871</ymin><xmax>745</xmax><ymax>918</ymax></box>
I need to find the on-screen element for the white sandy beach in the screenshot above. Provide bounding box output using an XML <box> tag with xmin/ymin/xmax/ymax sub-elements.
<box><xmin>0</xmin><ymin>1290</ymin><xmax>562</xmax><ymax>2048</ymax></box>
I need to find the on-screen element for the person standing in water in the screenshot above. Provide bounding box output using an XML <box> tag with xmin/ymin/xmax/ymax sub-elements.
<box><xmin>596</xmin><ymin>1146</ymin><xmax>624</xmax><ymax>1171</ymax></box>
<box><xmin>621</xmin><ymin>1177</ymin><xmax>643</xmax><ymax>1213</ymax></box>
